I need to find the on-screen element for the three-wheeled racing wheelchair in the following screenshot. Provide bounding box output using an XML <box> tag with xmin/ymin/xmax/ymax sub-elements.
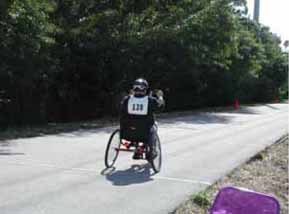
<box><xmin>104</xmin><ymin>123</ymin><xmax>162</xmax><ymax>173</ymax></box>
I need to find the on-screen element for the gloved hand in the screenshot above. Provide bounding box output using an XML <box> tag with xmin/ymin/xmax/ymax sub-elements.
<box><xmin>156</xmin><ymin>89</ymin><xmax>164</xmax><ymax>98</ymax></box>
<box><xmin>155</xmin><ymin>89</ymin><xmax>165</xmax><ymax>107</ymax></box>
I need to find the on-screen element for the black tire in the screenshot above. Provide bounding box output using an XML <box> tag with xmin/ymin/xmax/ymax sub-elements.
<box><xmin>149</xmin><ymin>132</ymin><xmax>162</xmax><ymax>173</ymax></box>
<box><xmin>105</xmin><ymin>129</ymin><xmax>121</xmax><ymax>168</ymax></box>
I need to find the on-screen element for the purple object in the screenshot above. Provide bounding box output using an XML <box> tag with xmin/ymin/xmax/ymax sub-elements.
<box><xmin>210</xmin><ymin>187</ymin><xmax>280</xmax><ymax>214</ymax></box>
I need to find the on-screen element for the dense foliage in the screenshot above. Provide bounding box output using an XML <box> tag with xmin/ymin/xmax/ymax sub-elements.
<box><xmin>0</xmin><ymin>0</ymin><xmax>287</xmax><ymax>127</ymax></box>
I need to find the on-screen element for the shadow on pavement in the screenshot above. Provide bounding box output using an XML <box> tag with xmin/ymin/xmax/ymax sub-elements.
<box><xmin>234</xmin><ymin>107</ymin><xmax>261</xmax><ymax>114</ymax></box>
<box><xmin>159</xmin><ymin>106</ymin><xmax>263</xmax><ymax>127</ymax></box>
<box><xmin>0</xmin><ymin>141</ymin><xmax>24</xmax><ymax>155</ymax></box>
<box><xmin>55</xmin><ymin>126</ymin><xmax>115</xmax><ymax>138</ymax></box>
<box><xmin>0</xmin><ymin>122</ymin><xmax>117</xmax><ymax>140</ymax></box>
<box><xmin>1</xmin><ymin>105</ymin><xmax>268</xmax><ymax>140</ymax></box>
<box><xmin>264</xmin><ymin>104</ymin><xmax>281</xmax><ymax>110</ymax></box>
<box><xmin>0</xmin><ymin>149</ymin><xmax>24</xmax><ymax>156</ymax></box>
<box><xmin>103</xmin><ymin>164</ymin><xmax>154</xmax><ymax>186</ymax></box>
<box><xmin>160</xmin><ymin>113</ymin><xmax>233</xmax><ymax>127</ymax></box>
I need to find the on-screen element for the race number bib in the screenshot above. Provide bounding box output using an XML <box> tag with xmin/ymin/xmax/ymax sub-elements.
<box><xmin>128</xmin><ymin>96</ymin><xmax>149</xmax><ymax>115</ymax></box>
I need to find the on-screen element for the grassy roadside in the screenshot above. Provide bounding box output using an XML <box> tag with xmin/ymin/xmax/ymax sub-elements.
<box><xmin>174</xmin><ymin>135</ymin><xmax>289</xmax><ymax>214</ymax></box>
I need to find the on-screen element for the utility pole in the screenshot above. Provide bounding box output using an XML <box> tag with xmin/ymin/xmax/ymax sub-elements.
<box><xmin>253</xmin><ymin>0</ymin><xmax>260</xmax><ymax>22</ymax></box>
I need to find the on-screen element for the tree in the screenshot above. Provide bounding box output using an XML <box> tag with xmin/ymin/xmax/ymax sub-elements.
<box><xmin>0</xmin><ymin>0</ymin><xmax>55</xmax><ymax>125</ymax></box>
<box><xmin>1</xmin><ymin>0</ymin><xmax>287</xmax><ymax>125</ymax></box>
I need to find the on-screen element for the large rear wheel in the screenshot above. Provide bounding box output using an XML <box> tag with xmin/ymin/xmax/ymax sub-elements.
<box><xmin>149</xmin><ymin>132</ymin><xmax>162</xmax><ymax>173</ymax></box>
<box><xmin>105</xmin><ymin>129</ymin><xmax>121</xmax><ymax>168</ymax></box>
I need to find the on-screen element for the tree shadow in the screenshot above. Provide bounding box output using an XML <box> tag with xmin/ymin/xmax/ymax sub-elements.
<box><xmin>0</xmin><ymin>120</ymin><xmax>118</xmax><ymax>140</ymax></box>
<box><xmin>159</xmin><ymin>113</ymin><xmax>233</xmax><ymax>127</ymax></box>
<box><xmin>264</xmin><ymin>104</ymin><xmax>281</xmax><ymax>110</ymax></box>
<box><xmin>102</xmin><ymin>164</ymin><xmax>154</xmax><ymax>186</ymax></box>
<box><xmin>0</xmin><ymin>141</ymin><xmax>11</xmax><ymax>147</ymax></box>
<box><xmin>0</xmin><ymin>141</ymin><xmax>25</xmax><ymax>155</ymax></box>
<box><xmin>159</xmin><ymin>106</ymin><xmax>262</xmax><ymax>128</ymax></box>
<box><xmin>0</xmin><ymin>106</ymin><xmax>267</xmax><ymax>140</ymax></box>
<box><xmin>233</xmin><ymin>107</ymin><xmax>261</xmax><ymax>114</ymax></box>
<box><xmin>55</xmin><ymin>126</ymin><xmax>116</xmax><ymax>138</ymax></box>
<box><xmin>0</xmin><ymin>149</ymin><xmax>24</xmax><ymax>156</ymax></box>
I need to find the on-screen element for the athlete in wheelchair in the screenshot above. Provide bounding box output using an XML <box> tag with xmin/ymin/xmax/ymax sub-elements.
<box><xmin>104</xmin><ymin>78</ymin><xmax>165</xmax><ymax>173</ymax></box>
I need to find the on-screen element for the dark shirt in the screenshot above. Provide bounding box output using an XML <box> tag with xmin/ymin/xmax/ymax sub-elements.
<box><xmin>120</xmin><ymin>95</ymin><xmax>164</xmax><ymax>141</ymax></box>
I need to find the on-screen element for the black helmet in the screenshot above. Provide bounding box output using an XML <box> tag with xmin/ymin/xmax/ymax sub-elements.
<box><xmin>133</xmin><ymin>78</ymin><xmax>149</xmax><ymax>92</ymax></box>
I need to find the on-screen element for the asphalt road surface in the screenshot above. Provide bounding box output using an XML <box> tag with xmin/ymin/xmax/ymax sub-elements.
<box><xmin>0</xmin><ymin>104</ymin><xmax>288</xmax><ymax>214</ymax></box>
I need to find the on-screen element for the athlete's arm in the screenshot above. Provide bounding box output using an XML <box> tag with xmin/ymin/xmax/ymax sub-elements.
<box><xmin>150</xmin><ymin>90</ymin><xmax>165</xmax><ymax>112</ymax></box>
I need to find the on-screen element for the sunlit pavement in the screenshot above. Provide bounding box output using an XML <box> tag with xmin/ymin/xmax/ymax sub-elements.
<box><xmin>0</xmin><ymin>103</ymin><xmax>288</xmax><ymax>214</ymax></box>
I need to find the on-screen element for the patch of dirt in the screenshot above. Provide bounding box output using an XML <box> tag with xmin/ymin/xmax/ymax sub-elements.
<box><xmin>174</xmin><ymin>135</ymin><xmax>288</xmax><ymax>214</ymax></box>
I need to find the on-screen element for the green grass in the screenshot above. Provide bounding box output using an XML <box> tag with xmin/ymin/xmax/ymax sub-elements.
<box><xmin>192</xmin><ymin>191</ymin><xmax>211</xmax><ymax>208</ymax></box>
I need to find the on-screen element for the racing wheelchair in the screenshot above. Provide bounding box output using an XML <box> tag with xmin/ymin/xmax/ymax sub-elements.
<box><xmin>104</xmin><ymin>124</ymin><xmax>162</xmax><ymax>173</ymax></box>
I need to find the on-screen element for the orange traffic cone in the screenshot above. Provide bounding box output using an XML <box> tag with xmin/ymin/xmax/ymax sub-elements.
<box><xmin>234</xmin><ymin>99</ymin><xmax>240</xmax><ymax>110</ymax></box>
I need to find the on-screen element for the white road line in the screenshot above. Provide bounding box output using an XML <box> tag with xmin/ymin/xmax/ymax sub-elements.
<box><xmin>4</xmin><ymin>161</ymin><xmax>212</xmax><ymax>185</ymax></box>
<box><xmin>4</xmin><ymin>161</ymin><xmax>97</xmax><ymax>173</ymax></box>
<box><xmin>153</xmin><ymin>176</ymin><xmax>212</xmax><ymax>185</ymax></box>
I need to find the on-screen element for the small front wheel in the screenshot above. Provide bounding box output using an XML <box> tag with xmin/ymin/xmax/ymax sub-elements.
<box><xmin>105</xmin><ymin>129</ymin><xmax>121</xmax><ymax>168</ymax></box>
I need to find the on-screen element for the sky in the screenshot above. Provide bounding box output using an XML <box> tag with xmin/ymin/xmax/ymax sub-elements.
<box><xmin>247</xmin><ymin>0</ymin><xmax>289</xmax><ymax>45</ymax></box>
